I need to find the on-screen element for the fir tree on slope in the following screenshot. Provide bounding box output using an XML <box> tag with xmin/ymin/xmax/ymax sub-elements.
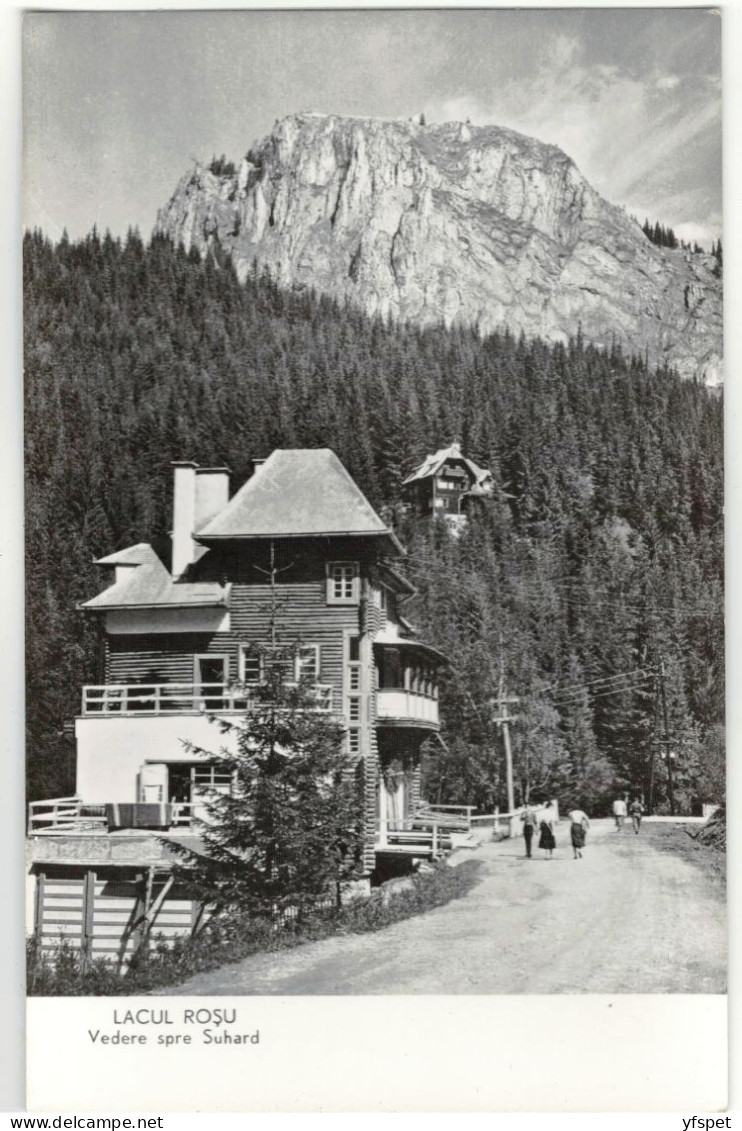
<box><xmin>166</xmin><ymin>576</ymin><xmax>364</xmax><ymax>921</ymax></box>
<box><xmin>167</xmin><ymin>644</ymin><xmax>364</xmax><ymax>921</ymax></box>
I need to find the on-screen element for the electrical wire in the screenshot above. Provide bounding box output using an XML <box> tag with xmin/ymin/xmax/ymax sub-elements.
<box><xmin>542</xmin><ymin>667</ymin><xmax>656</xmax><ymax>695</ymax></box>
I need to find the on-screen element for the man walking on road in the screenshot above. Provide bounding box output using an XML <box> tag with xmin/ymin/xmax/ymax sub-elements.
<box><xmin>520</xmin><ymin>803</ymin><xmax>538</xmax><ymax>859</ymax></box>
<box><xmin>568</xmin><ymin>807</ymin><xmax>590</xmax><ymax>858</ymax></box>
<box><xmin>629</xmin><ymin>798</ymin><xmax>644</xmax><ymax>834</ymax></box>
<box><xmin>612</xmin><ymin>795</ymin><xmax>627</xmax><ymax>830</ymax></box>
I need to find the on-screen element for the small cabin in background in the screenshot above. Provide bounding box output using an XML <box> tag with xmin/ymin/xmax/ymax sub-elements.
<box><xmin>402</xmin><ymin>442</ymin><xmax>493</xmax><ymax>526</ymax></box>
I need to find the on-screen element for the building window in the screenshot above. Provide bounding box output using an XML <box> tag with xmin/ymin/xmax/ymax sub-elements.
<box><xmin>239</xmin><ymin>644</ymin><xmax>320</xmax><ymax>684</ymax></box>
<box><xmin>192</xmin><ymin>762</ymin><xmax>233</xmax><ymax>792</ymax></box>
<box><xmin>327</xmin><ymin>562</ymin><xmax>360</xmax><ymax>604</ymax></box>
<box><xmin>239</xmin><ymin>648</ymin><xmax>261</xmax><ymax>684</ymax></box>
<box><xmin>378</xmin><ymin>648</ymin><xmax>403</xmax><ymax>690</ymax></box>
<box><xmin>194</xmin><ymin>655</ymin><xmax>229</xmax><ymax>710</ymax></box>
<box><xmin>296</xmin><ymin>644</ymin><xmax>320</xmax><ymax>683</ymax></box>
<box><xmin>345</xmin><ymin>632</ymin><xmax>363</xmax><ymax>753</ymax></box>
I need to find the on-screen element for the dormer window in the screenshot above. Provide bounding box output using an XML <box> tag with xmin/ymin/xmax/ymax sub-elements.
<box><xmin>327</xmin><ymin>562</ymin><xmax>360</xmax><ymax>605</ymax></box>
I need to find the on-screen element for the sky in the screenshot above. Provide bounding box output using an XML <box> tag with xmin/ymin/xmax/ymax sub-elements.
<box><xmin>23</xmin><ymin>8</ymin><xmax>722</xmax><ymax>246</ymax></box>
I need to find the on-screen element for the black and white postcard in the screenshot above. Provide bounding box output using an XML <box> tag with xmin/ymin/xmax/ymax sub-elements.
<box><xmin>22</xmin><ymin>7</ymin><xmax>727</xmax><ymax>1112</ymax></box>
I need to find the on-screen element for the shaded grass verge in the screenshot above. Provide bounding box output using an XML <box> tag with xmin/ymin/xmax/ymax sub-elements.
<box><xmin>640</xmin><ymin>822</ymin><xmax>726</xmax><ymax>892</ymax></box>
<box><xmin>28</xmin><ymin>858</ymin><xmax>483</xmax><ymax>997</ymax></box>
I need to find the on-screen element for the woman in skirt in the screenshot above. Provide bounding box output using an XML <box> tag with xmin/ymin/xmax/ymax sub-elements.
<box><xmin>568</xmin><ymin>806</ymin><xmax>590</xmax><ymax>859</ymax></box>
<box><xmin>538</xmin><ymin>802</ymin><xmax>556</xmax><ymax>858</ymax></box>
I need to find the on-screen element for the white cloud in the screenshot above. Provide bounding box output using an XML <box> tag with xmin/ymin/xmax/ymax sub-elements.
<box><xmin>674</xmin><ymin>221</ymin><xmax>716</xmax><ymax>248</ymax></box>
<box><xmin>656</xmin><ymin>74</ymin><xmax>681</xmax><ymax>91</ymax></box>
<box><xmin>431</xmin><ymin>37</ymin><xmax>720</xmax><ymax>237</ymax></box>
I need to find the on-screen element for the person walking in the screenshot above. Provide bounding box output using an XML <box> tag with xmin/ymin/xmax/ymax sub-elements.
<box><xmin>538</xmin><ymin>801</ymin><xmax>556</xmax><ymax>859</ymax></box>
<box><xmin>629</xmin><ymin>798</ymin><xmax>644</xmax><ymax>834</ymax></box>
<box><xmin>612</xmin><ymin>795</ymin><xmax>627</xmax><ymax>831</ymax></box>
<box><xmin>568</xmin><ymin>806</ymin><xmax>590</xmax><ymax>859</ymax></box>
<box><xmin>520</xmin><ymin>803</ymin><xmax>538</xmax><ymax>859</ymax></box>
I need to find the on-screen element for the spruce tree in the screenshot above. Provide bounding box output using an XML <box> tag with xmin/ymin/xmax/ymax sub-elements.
<box><xmin>168</xmin><ymin>642</ymin><xmax>364</xmax><ymax>921</ymax></box>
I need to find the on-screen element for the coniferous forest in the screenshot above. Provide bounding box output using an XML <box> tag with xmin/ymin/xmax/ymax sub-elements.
<box><xmin>24</xmin><ymin>228</ymin><xmax>724</xmax><ymax>814</ymax></box>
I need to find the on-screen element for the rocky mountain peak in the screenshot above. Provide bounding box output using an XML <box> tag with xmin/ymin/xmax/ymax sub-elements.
<box><xmin>156</xmin><ymin>112</ymin><xmax>722</xmax><ymax>384</ymax></box>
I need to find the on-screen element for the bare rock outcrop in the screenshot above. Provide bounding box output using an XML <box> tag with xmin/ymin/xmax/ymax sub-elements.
<box><xmin>156</xmin><ymin>113</ymin><xmax>722</xmax><ymax>383</ymax></box>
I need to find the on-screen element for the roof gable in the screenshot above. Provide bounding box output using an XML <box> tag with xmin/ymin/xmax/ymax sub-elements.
<box><xmin>82</xmin><ymin>544</ymin><xmax>228</xmax><ymax>611</ymax></box>
<box><xmin>402</xmin><ymin>442</ymin><xmax>492</xmax><ymax>490</ymax></box>
<box><xmin>197</xmin><ymin>448</ymin><xmax>396</xmax><ymax>544</ymax></box>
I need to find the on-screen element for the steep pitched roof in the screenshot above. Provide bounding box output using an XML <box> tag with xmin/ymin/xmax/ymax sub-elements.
<box><xmin>81</xmin><ymin>544</ymin><xmax>228</xmax><ymax>611</ymax></box>
<box><xmin>402</xmin><ymin>442</ymin><xmax>492</xmax><ymax>490</ymax></box>
<box><xmin>197</xmin><ymin>449</ymin><xmax>401</xmax><ymax>549</ymax></box>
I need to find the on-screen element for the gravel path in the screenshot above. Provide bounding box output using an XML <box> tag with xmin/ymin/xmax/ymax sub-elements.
<box><xmin>154</xmin><ymin>819</ymin><xmax>726</xmax><ymax>995</ymax></box>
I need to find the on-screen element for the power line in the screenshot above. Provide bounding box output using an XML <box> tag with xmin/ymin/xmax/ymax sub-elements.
<box><xmin>542</xmin><ymin>666</ymin><xmax>656</xmax><ymax>695</ymax></box>
<box><xmin>551</xmin><ymin>674</ymin><xmax>655</xmax><ymax>701</ymax></box>
<box><xmin>553</xmin><ymin>682</ymin><xmax>655</xmax><ymax>708</ymax></box>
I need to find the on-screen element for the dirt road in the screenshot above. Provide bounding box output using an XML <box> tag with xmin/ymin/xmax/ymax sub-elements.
<box><xmin>157</xmin><ymin>820</ymin><xmax>726</xmax><ymax>995</ymax></box>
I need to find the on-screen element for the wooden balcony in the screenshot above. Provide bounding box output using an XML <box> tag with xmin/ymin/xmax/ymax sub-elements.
<box><xmin>28</xmin><ymin>796</ymin><xmax>197</xmax><ymax>835</ymax></box>
<box><xmin>81</xmin><ymin>681</ymin><xmax>334</xmax><ymax>716</ymax></box>
<box><xmin>375</xmin><ymin>689</ymin><xmax>439</xmax><ymax>729</ymax></box>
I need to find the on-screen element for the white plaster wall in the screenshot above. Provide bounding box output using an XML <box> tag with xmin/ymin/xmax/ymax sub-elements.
<box><xmin>105</xmin><ymin>607</ymin><xmax>229</xmax><ymax>634</ymax></box>
<box><xmin>75</xmin><ymin>714</ymin><xmax>239</xmax><ymax>803</ymax></box>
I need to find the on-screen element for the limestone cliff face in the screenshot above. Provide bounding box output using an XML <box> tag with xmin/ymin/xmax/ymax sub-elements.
<box><xmin>156</xmin><ymin>113</ymin><xmax>722</xmax><ymax>383</ymax></box>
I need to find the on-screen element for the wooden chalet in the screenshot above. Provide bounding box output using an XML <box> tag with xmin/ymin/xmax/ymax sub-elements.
<box><xmin>28</xmin><ymin>450</ymin><xmax>457</xmax><ymax>966</ymax></box>
<box><xmin>402</xmin><ymin>442</ymin><xmax>493</xmax><ymax>523</ymax></box>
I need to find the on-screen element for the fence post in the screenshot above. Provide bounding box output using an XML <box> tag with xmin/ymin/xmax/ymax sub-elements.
<box><xmin>81</xmin><ymin>869</ymin><xmax>96</xmax><ymax>973</ymax></box>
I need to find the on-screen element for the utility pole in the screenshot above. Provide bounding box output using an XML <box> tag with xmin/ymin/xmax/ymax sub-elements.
<box><xmin>492</xmin><ymin>663</ymin><xmax>519</xmax><ymax>816</ymax></box>
<box><xmin>501</xmin><ymin>696</ymin><xmax>517</xmax><ymax>815</ymax></box>
<box><xmin>652</xmin><ymin>659</ymin><xmax>676</xmax><ymax>816</ymax></box>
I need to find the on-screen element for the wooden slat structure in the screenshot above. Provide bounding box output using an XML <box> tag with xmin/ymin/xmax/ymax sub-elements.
<box><xmin>33</xmin><ymin>866</ymin><xmax>197</xmax><ymax>968</ymax></box>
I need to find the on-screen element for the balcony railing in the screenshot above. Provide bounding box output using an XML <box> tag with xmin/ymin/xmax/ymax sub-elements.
<box><xmin>28</xmin><ymin>796</ymin><xmax>198</xmax><ymax>834</ymax></box>
<box><xmin>375</xmin><ymin>805</ymin><xmax>477</xmax><ymax>857</ymax></box>
<box><xmin>376</xmin><ymin>689</ymin><xmax>439</xmax><ymax>726</ymax></box>
<box><xmin>81</xmin><ymin>682</ymin><xmax>334</xmax><ymax>716</ymax></box>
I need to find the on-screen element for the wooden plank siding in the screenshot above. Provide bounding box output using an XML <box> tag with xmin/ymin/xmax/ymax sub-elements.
<box><xmin>34</xmin><ymin>866</ymin><xmax>198</xmax><ymax>966</ymax></box>
<box><xmin>95</xmin><ymin>536</ymin><xmax>419</xmax><ymax>877</ymax></box>
<box><xmin>35</xmin><ymin>873</ymin><xmax>86</xmax><ymax>949</ymax></box>
<box><xmin>106</xmin><ymin>581</ymin><xmax>363</xmax><ymax>698</ymax></box>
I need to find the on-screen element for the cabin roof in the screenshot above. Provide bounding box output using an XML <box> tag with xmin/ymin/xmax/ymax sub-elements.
<box><xmin>377</xmin><ymin>562</ymin><xmax>416</xmax><ymax>597</ymax></box>
<box><xmin>81</xmin><ymin>544</ymin><xmax>229</xmax><ymax>611</ymax></box>
<box><xmin>94</xmin><ymin>543</ymin><xmax>158</xmax><ymax>567</ymax></box>
<box><xmin>372</xmin><ymin>623</ymin><xmax>448</xmax><ymax>664</ymax></box>
<box><xmin>402</xmin><ymin>442</ymin><xmax>491</xmax><ymax>489</ymax></box>
<box><xmin>197</xmin><ymin>448</ymin><xmax>402</xmax><ymax>551</ymax></box>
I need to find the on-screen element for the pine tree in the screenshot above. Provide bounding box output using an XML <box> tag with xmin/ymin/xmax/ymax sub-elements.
<box><xmin>167</xmin><ymin>564</ymin><xmax>364</xmax><ymax>921</ymax></box>
<box><xmin>168</xmin><ymin>643</ymin><xmax>364</xmax><ymax>920</ymax></box>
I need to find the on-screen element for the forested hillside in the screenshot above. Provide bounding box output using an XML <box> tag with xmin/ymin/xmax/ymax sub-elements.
<box><xmin>24</xmin><ymin>229</ymin><xmax>724</xmax><ymax>813</ymax></box>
